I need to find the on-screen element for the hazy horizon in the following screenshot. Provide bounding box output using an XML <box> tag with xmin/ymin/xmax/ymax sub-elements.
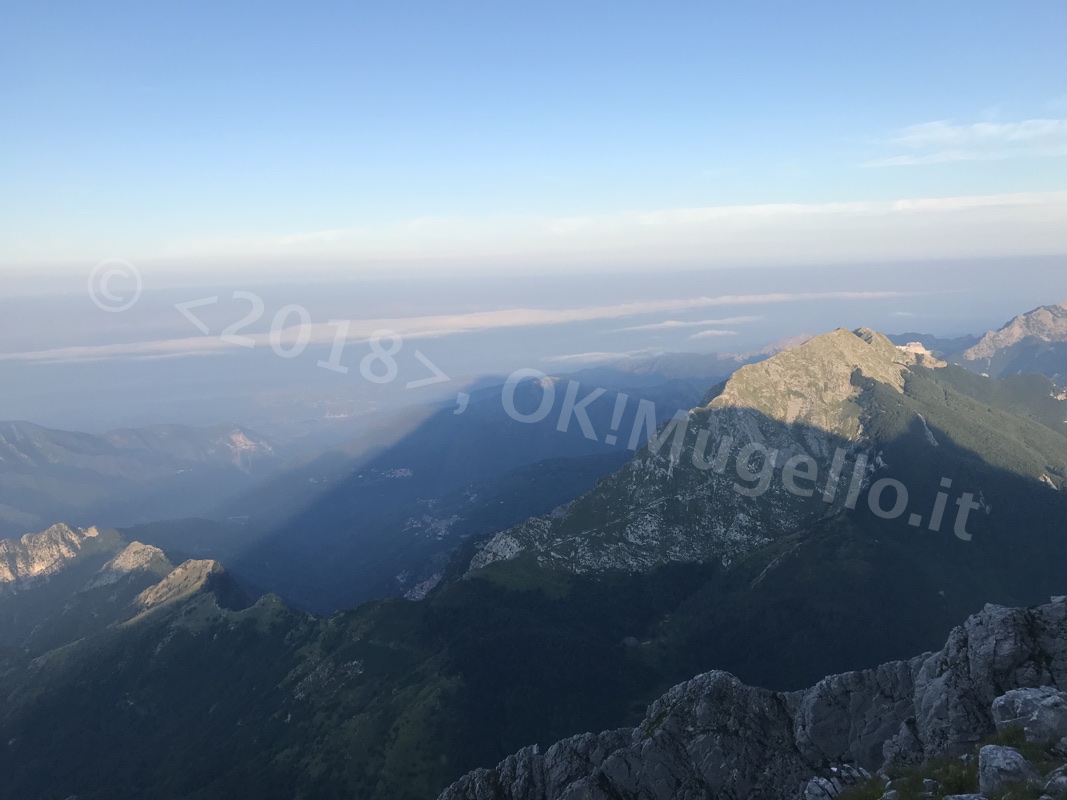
<box><xmin>2</xmin><ymin>256</ymin><xmax>1065</xmax><ymax>436</ymax></box>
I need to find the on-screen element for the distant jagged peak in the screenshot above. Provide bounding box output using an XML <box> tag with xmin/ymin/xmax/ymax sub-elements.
<box><xmin>83</xmin><ymin>541</ymin><xmax>173</xmax><ymax>591</ymax></box>
<box><xmin>0</xmin><ymin>523</ymin><xmax>117</xmax><ymax>588</ymax></box>
<box><xmin>748</xmin><ymin>332</ymin><xmax>815</xmax><ymax>357</ymax></box>
<box><xmin>703</xmin><ymin>327</ymin><xmax>916</xmax><ymax>437</ymax></box>
<box><xmin>964</xmin><ymin>301</ymin><xmax>1067</xmax><ymax>361</ymax></box>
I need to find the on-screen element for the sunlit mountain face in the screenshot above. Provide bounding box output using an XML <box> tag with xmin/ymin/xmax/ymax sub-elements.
<box><xmin>2</xmin><ymin>3</ymin><xmax>1066</xmax><ymax>799</ymax></box>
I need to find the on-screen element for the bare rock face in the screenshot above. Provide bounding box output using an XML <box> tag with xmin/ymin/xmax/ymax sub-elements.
<box><xmin>438</xmin><ymin>599</ymin><xmax>1067</xmax><ymax>800</ymax></box>
<box><xmin>891</xmin><ymin>601</ymin><xmax>1067</xmax><ymax>762</ymax></box>
<box><xmin>0</xmin><ymin>523</ymin><xmax>112</xmax><ymax>591</ymax></box>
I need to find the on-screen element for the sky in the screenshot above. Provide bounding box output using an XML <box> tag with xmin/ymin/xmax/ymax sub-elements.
<box><xmin>1</xmin><ymin>2</ymin><xmax>1066</xmax><ymax>435</ymax></box>
<box><xmin>1</xmin><ymin>0</ymin><xmax>1066</xmax><ymax>281</ymax></box>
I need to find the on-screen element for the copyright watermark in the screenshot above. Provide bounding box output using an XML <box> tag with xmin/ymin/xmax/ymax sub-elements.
<box><xmin>88</xmin><ymin>259</ymin><xmax>142</xmax><ymax>312</ymax></box>
<box><xmin>499</xmin><ymin>369</ymin><xmax>988</xmax><ymax>541</ymax></box>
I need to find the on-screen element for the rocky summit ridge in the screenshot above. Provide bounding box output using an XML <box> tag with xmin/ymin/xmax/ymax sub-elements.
<box><xmin>0</xmin><ymin>523</ymin><xmax>118</xmax><ymax>591</ymax></box>
<box><xmin>0</xmin><ymin>522</ymin><xmax>247</xmax><ymax>650</ymax></box>
<box><xmin>134</xmin><ymin>558</ymin><xmax>231</xmax><ymax>611</ymax></box>
<box><xmin>439</xmin><ymin>597</ymin><xmax>1067</xmax><ymax>800</ymax></box>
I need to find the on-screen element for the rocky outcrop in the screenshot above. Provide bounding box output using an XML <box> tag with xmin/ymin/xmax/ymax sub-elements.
<box><xmin>439</xmin><ymin>599</ymin><xmax>1067</xmax><ymax>800</ymax></box>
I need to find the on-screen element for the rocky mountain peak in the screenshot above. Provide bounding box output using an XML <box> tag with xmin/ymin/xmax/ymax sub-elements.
<box><xmin>964</xmin><ymin>302</ymin><xmax>1067</xmax><ymax>361</ymax></box>
<box><xmin>135</xmin><ymin>559</ymin><xmax>225</xmax><ymax>610</ymax></box>
<box><xmin>132</xmin><ymin>558</ymin><xmax>248</xmax><ymax>617</ymax></box>
<box><xmin>705</xmin><ymin>327</ymin><xmax>915</xmax><ymax>438</ymax></box>
<box><xmin>83</xmin><ymin>541</ymin><xmax>173</xmax><ymax>590</ymax></box>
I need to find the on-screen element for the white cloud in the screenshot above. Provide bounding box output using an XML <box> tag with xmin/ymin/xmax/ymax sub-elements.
<box><xmin>688</xmin><ymin>329</ymin><xmax>739</xmax><ymax>340</ymax></box>
<box><xmin>542</xmin><ymin>349</ymin><xmax>660</xmax><ymax>365</ymax></box>
<box><xmin>614</xmin><ymin>316</ymin><xmax>762</xmax><ymax>333</ymax></box>
<box><xmin>867</xmin><ymin>118</ymin><xmax>1067</xmax><ymax>167</ymax></box>
<box><xmin>0</xmin><ymin>291</ymin><xmax>910</xmax><ymax>364</ymax></box>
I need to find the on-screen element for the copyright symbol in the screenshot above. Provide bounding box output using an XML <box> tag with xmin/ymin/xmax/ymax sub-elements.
<box><xmin>88</xmin><ymin>259</ymin><xmax>142</xmax><ymax>312</ymax></box>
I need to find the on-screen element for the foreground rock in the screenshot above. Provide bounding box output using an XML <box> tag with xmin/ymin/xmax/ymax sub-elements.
<box><xmin>439</xmin><ymin>599</ymin><xmax>1067</xmax><ymax>800</ymax></box>
<box><xmin>991</xmin><ymin>686</ymin><xmax>1067</xmax><ymax>745</ymax></box>
<box><xmin>1045</xmin><ymin>764</ymin><xmax>1067</xmax><ymax>794</ymax></box>
<box><xmin>977</xmin><ymin>744</ymin><xmax>1041</xmax><ymax>794</ymax></box>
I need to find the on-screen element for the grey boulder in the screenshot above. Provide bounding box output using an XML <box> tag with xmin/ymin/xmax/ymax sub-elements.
<box><xmin>977</xmin><ymin>744</ymin><xmax>1041</xmax><ymax>794</ymax></box>
<box><xmin>992</xmin><ymin>686</ymin><xmax>1067</xmax><ymax>745</ymax></box>
<box><xmin>1044</xmin><ymin>765</ymin><xmax>1067</xmax><ymax>795</ymax></box>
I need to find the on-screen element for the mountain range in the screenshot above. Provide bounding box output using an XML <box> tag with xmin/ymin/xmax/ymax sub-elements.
<box><xmin>3</xmin><ymin>304</ymin><xmax>1067</xmax><ymax>799</ymax></box>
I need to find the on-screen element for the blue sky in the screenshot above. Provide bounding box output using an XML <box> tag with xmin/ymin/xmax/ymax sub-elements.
<box><xmin>1</xmin><ymin>1</ymin><xmax>1066</xmax><ymax>277</ymax></box>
